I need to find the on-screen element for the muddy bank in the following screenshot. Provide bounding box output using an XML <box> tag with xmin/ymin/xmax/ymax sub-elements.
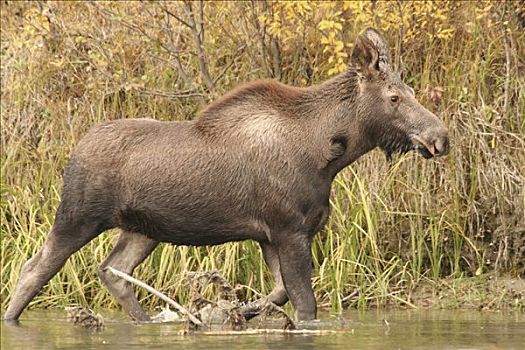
<box><xmin>408</xmin><ymin>275</ymin><xmax>524</xmax><ymax>310</ymax></box>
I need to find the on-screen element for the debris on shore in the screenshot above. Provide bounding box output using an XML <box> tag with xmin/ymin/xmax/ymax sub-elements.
<box><xmin>183</xmin><ymin>271</ymin><xmax>295</xmax><ymax>331</ymax></box>
<box><xmin>66</xmin><ymin>306</ymin><xmax>104</xmax><ymax>331</ymax></box>
<box><xmin>103</xmin><ymin>268</ymin><xmax>296</xmax><ymax>331</ymax></box>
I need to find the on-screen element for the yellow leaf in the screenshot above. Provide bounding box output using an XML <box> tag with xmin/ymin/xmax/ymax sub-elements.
<box><xmin>319</xmin><ymin>20</ymin><xmax>334</xmax><ymax>30</ymax></box>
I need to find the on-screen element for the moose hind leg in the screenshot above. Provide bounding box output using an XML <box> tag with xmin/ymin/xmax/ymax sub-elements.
<box><xmin>4</xmin><ymin>224</ymin><xmax>101</xmax><ymax>321</ymax></box>
<box><xmin>261</xmin><ymin>243</ymin><xmax>289</xmax><ymax>306</ymax></box>
<box><xmin>98</xmin><ymin>230</ymin><xmax>158</xmax><ymax>321</ymax></box>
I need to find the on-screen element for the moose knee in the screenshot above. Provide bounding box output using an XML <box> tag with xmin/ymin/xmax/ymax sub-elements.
<box><xmin>97</xmin><ymin>266</ymin><xmax>109</xmax><ymax>283</ymax></box>
<box><xmin>268</xmin><ymin>286</ymin><xmax>288</xmax><ymax>306</ymax></box>
<box><xmin>98</xmin><ymin>266</ymin><xmax>118</xmax><ymax>287</ymax></box>
<box><xmin>98</xmin><ymin>265</ymin><xmax>135</xmax><ymax>295</ymax></box>
<box><xmin>20</xmin><ymin>253</ymin><xmax>40</xmax><ymax>274</ymax></box>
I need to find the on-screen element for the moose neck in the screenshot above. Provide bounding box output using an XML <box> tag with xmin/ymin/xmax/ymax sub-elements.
<box><xmin>298</xmin><ymin>70</ymin><xmax>375</xmax><ymax>179</ymax></box>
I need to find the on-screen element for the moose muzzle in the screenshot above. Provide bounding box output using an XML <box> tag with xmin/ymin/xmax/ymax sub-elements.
<box><xmin>411</xmin><ymin>127</ymin><xmax>449</xmax><ymax>158</ymax></box>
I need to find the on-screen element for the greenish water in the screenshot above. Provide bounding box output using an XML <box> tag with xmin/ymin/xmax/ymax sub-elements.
<box><xmin>1</xmin><ymin>309</ymin><xmax>523</xmax><ymax>350</ymax></box>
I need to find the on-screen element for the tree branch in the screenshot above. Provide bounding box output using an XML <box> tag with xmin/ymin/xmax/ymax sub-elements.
<box><xmin>213</xmin><ymin>44</ymin><xmax>246</xmax><ymax>86</ymax></box>
<box><xmin>138</xmin><ymin>87</ymin><xmax>205</xmax><ymax>99</ymax></box>
<box><xmin>182</xmin><ymin>0</ymin><xmax>215</xmax><ymax>91</ymax></box>
<box><xmin>161</xmin><ymin>4</ymin><xmax>193</xmax><ymax>29</ymax></box>
<box><xmin>250</xmin><ymin>0</ymin><xmax>271</xmax><ymax>76</ymax></box>
<box><xmin>105</xmin><ymin>266</ymin><xmax>203</xmax><ymax>326</ymax></box>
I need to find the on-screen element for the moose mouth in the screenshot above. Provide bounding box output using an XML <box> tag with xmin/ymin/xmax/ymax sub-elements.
<box><xmin>410</xmin><ymin>134</ymin><xmax>435</xmax><ymax>159</ymax></box>
<box><xmin>381</xmin><ymin>131</ymin><xmax>444</xmax><ymax>160</ymax></box>
<box><xmin>414</xmin><ymin>145</ymin><xmax>433</xmax><ymax>159</ymax></box>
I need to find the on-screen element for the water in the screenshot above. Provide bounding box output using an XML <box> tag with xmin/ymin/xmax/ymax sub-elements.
<box><xmin>1</xmin><ymin>309</ymin><xmax>523</xmax><ymax>350</ymax></box>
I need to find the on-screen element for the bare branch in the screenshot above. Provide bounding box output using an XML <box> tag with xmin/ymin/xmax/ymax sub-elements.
<box><xmin>91</xmin><ymin>2</ymin><xmax>202</xmax><ymax>95</ymax></box>
<box><xmin>198</xmin><ymin>0</ymin><xmax>205</xmax><ymax>43</ymax></box>
<box><xmin>270</xmin><ymin>38</ymin><xmax>281</xmax><ymax>80</ymax></box>
<box><xmin>159</xmin><ymin>5</ymin><xmax>196</xmax><ymax>89</ymax></box>
<box><xmin>250</xmin><ymin>0</ymin><xmax>271</xmax><ymax>76</ymax></box>
<box><xmin>138</xmin><ymin>87</ymin><xmax>205</xmax><ymax>99</ymax></box>
<box><xmin>181</xmin><ymin>0</ymin><xmax>215</xmax><ymax>90</ymax></box>
<box><xmin>213</xmin><ymin>45</ymin><xmax>246</xmax><ymax>86</ymax></box>
<box><xmin>263</xmin><ymin>1</ymin><xmax>281</xmax><ymax>80</ymax></box>
<box><xmin>105</xmin><ymin>266</ymin><xmax>203</xmax><ymax>326</ymax></box>
<box><xmin>161</xmin><ymin>4</ymin><xmax>193</xmax><ymax>29</ymax></box>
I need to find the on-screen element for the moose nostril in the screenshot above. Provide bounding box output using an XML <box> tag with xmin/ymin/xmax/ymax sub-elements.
<box><xmin>434</xmin><ymin>136</ymin><xmax>449</xmax><ymax>156</ymax></box>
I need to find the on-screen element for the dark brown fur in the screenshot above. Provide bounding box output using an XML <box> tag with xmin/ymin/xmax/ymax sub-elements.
<box><xmin>4</xmin><ymin>28</ymin><xmax>448</xmax><ymax>323</ymax></box>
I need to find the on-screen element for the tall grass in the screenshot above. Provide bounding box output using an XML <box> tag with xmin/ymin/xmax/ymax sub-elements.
<box><xmin>1</xmin><ymin>1</ymin><xmax>524</xmax><ymax>312</ymax></box>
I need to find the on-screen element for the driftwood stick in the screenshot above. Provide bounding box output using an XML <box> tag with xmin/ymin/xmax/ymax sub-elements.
<box><xmin>200</xmin><ymin>329</ymin><xmax>342</xmax><ymax>336</ymax></box>
<box><xmin>105</xmin><ymin>266</ymin><xmax>202</xmax><ymax>326</ymax></box>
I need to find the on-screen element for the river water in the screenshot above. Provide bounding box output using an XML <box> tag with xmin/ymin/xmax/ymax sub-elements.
<box><xmin>1</xmin><ymin>309</ymin><xmax>523</xmax><ymax>349</ymax></box>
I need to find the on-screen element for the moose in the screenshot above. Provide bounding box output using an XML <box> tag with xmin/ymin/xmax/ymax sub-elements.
<box><xmin>4</xmin><ymin>28</ymin><xmax>448</xmax><ymax>323</ymax></box>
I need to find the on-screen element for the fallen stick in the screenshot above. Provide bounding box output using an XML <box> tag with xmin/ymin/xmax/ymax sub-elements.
<box><xmin>105</xmin><ymin>266</ymin><xmax>202</xmax><ymax>326</ymax></box>
<box><xmin>200</xmin><ymin>329</ymin><xmax>343</xmax><ymax>336</ymax></box>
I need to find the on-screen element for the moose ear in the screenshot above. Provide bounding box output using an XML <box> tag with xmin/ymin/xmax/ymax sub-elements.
<box><xmin>352</xmin><ymin>32</ymin><xmax>380</xmax><ymax>77</ymax></box>
<box><xmin>362</xmin><ymin>28</ymin><xmax>392</xmax><ymax>66</ymax></box>
<box><xmin>351</xmin><ymin>28</ymin><xmax>391</xmax><ymax>76</ymax></box>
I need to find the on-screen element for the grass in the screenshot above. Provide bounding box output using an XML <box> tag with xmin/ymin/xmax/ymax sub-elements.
<box><xmin>1</xmin><ymin>2</ymin><xmax>524</xmax><ymax>313</ymax></box>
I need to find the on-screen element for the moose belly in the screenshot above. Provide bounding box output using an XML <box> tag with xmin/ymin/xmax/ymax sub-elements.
<box><xmin>118</xmin><ymin>203</ymin><xmax>269</xmax><ymax>245</ymax></box>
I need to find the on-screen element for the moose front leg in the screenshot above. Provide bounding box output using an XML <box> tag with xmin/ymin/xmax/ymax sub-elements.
<box><xmin>276</xmin><ymin>234</ymin><xmax>316</xmax><ymax>321</ymax></box>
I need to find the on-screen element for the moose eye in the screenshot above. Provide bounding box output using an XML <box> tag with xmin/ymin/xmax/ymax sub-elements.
<box><xmin>390</xmin><ymin>95</ymin><xmax>399</xmax><ymax>103</ymax></box>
